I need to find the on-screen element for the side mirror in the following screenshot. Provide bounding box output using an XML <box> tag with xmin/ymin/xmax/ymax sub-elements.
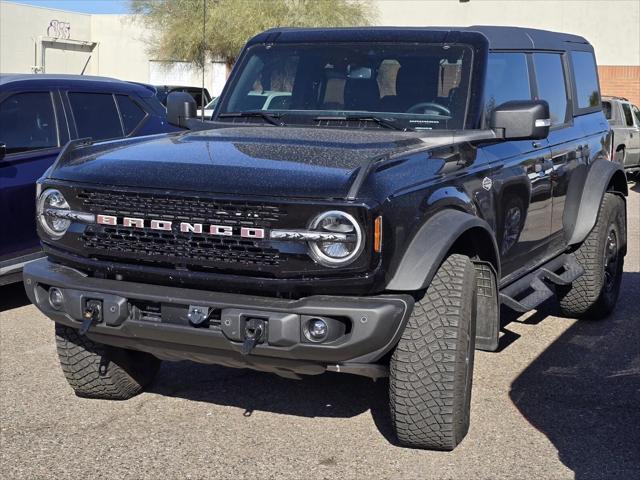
<box><xmin>166</xmin><ymin>92</ymin><xmax>197</xmax><ymax>128</ymax></box>
<box><xmin>490</xmin><ymin>100</ymin><xmax>551</xmax><ymax>140</ymax></box>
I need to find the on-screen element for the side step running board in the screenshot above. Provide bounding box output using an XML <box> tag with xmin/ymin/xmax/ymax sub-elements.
<box><xmin>500</xmin><ymin>254</ymin><xmax>584</xmax><ymax>313</ymax></box>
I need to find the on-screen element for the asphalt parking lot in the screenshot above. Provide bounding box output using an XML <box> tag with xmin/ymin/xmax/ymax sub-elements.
<box><xmin>1</xmin><ymin>183</ymin><xmax>638</xmax><ymax>480</ymax></box>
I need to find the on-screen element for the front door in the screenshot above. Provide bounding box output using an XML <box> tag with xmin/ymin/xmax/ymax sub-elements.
<box><xmin>0</xmin><ymin>89</ymin><xmax>65</xmax><ymax>262</ymax></box>
<box><xmin>481</xmin><ymin>51</ymin><xmax>554</xmax><ymax>280</ymax></box>
<box><xmin>624</xmin><ymin>103</ymin><xmax>640</xmax><ymax>167</ymax></box>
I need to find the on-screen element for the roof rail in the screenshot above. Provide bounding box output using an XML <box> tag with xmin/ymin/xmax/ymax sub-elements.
<box><xmin>602</xmin><ymin>95</ymin><xmax>629</xmax><ymax>102</ymax></box>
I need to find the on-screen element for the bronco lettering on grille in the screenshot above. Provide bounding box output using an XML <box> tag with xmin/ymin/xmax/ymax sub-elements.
<box><xmin>96</xmin><ymin>215</ymin><xmax>265</xmax><ymax>239</ymax></box>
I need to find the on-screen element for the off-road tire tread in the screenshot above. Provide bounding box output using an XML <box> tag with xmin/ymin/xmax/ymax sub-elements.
<box><xmin>558</xmin><ymin>192</ymin><xmax>624</xmax><ymax>318</ymax></box>
<box><xmin>389</xmin><ymin>254</ymin><xmax>476</xmax><ymax>450</ymax></box>
<box><xmin>55</xmin><ymin>324</ymin><xmax>160</xmax><ymax>400</ymax></box>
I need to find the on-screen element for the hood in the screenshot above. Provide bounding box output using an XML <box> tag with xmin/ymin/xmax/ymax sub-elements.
<box><xmin>50</xmin><ymin>126</ymin><xmax>434</xmax><ymax>199</ymax></box>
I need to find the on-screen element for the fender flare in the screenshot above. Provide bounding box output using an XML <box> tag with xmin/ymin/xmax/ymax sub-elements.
<box><xmin>386</xmin><ymin>209</ymin><xmax>500</xmax><ymax>291</ymax></box>
<box><xmin>565</xmin><ymin>159</ymin><xmax>628</xmax><ymax>246</ymax></box>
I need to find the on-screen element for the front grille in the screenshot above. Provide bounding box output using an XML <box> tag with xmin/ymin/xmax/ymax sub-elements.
<box><xmin>75</xmin><ymin>189</ymin><xmax>286</xmax><ymax>228</ymax></box>
<box><xmin>82</xmin><ymin>226</ymin><xmax>281</xmax><ymax>267</ymax></box>
<box><xmin>74</xmin><ymin>189</ymin><xmax>287</xmax><ymax>269</ymax></box>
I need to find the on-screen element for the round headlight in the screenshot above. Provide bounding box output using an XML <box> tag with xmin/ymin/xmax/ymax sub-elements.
<box><xmin>308</xmin><ymin>210</ymin><xmax>363</xmax><ymax>267</ymax></box>
<box><xmin>37</xmin><ymin>189</ymin><xmax>71</xmax><ymax>238</ymax></box>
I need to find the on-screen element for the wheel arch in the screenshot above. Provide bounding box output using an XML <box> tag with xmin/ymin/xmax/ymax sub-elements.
<box><xmin>386</xmin><ymin>209</ymin><xmax>500</xmax><ymax>292</ymax></box>
<box><xmin>386</xmin><ymin>209</ymin><xmax>501</xmax><ymax>352</ymax></box>
<box><xmin>565</xmin><ymin>159</ymin><xmax>628</xmax><ymax>246</ymax></box>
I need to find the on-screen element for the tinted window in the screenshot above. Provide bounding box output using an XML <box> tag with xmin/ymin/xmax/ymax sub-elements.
<box><xmin>602</xmin><ymin>101</ymin><xmax>612</xmax><ymax>119</ymax></box>
<box><xmin>116</xmin><ymin>95</ymin><xmax>146</xmax><ymax>135</ymax></box>
<box><xmin>69</xmin><ymin>92</ymin><xmax>123</xmax><ymax>141</ymax></box>
<box><xmin>571</xmin><ymin>51</ymin><xmax>600</xmax><ymax>109</ymax></box>
<box><xmin>533</xmin><ymin>53</ymin><xmax>568</xmax><ymax>125</ymax></box>
<box><xmin>622</xmin><ymin>103</ymin><xmax>634</xmax><ymax>126</ymax></box>
<box><xmin>0</xmin><ymin>92</ymin><xmax>58</xmax><ymax>154</ymax></box>
<box><xmin>484</xmin><ymin>53</ymin><xmax>531</xmax><ymax>121</ymax></box>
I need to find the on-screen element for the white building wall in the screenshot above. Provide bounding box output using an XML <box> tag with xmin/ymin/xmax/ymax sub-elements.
<box><xmin>0</xmin><ymin>2</ymin><xmax>92</xmax><ymax>74</ymax></box>
<box><xmin>373</xmin><ymin>0</ymin><xmax>640</xmax><ymax>66</ymax></box>
<box><xmin>90</xmin><ymin>14</ymin><xmax>151</xmax><ymax>81</ymax></box>
<box><xmin>2</xmin><ymin>0</ymin><xmax>638</xmax><ymax>94</ymax></box>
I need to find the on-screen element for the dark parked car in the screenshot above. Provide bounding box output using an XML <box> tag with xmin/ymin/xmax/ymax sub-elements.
<box><xmin>0</xmin><ymin>74</ymin><xmax>181</xmax><ymax>284</ymax></box>
<box><xmin>25</xmin><ymin>27</ymin><xmax>627</xmax><ymax>451</ymax></box>
<box><xmin>153</xmin><ymin>85</ymin><xmax>212</xmax><ymax>109</ymax></box>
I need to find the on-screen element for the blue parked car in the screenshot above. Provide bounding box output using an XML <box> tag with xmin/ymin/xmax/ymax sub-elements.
<box><xmin>0</xmin><ymin>74</ymin><xmax>181</xmax><ymax>284</ymax></box>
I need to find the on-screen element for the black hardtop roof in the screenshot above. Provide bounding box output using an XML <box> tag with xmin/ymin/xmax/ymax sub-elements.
<box><xmin>249</xmin><ymin>25</ymin><xmax>592</xmax><ymax>52</ymax></box>
<box><xmin>0</xmin><ymin>74</ymin><xmax>156</xmax><ymax>95</ymax></box>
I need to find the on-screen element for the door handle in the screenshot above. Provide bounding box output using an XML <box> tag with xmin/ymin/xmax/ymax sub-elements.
<box><xmin>532</xmin><ymin>141</ymin><xmax>542</xmax><ymax>149</ymax></box>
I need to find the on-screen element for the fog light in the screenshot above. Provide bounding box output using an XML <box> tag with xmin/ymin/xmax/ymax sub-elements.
<box><xmin>304</xmin><ymin>318</ymin><xmax>328</xmax><ymax>342</ymax></box>
<box><xmin>49</xmin><ymin>288</ymin><xmax>64</xmax><ymax>310</ymax></box>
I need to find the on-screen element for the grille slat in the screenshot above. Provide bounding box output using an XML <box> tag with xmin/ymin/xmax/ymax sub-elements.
<box><xmin>75</xmin><ymin>190</ymin><xmax>286</xmax><ymax>269</ymax></box>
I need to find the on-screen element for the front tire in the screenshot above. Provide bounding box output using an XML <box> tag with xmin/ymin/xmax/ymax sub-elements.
<box><xmin>389</xmin><ymin>254</ymin><xmax>476</xmax><ymax>450</ymax></box>
<box><xmin>55</xmin><ymin>324</ymin><xmax>161</xmax><ymax>400</ymax></box>
<box><xmin>558</xmin><ymin>192</ymin><xmax>625</xmax><ymax>318</ymax></box>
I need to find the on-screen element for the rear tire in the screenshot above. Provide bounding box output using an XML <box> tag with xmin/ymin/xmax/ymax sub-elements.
<box><xmin>55</xmin><ymin>324</ymin><xmax>161</xmax><ymax>400</ymax></box>
<box><xmin>389</xmin><ymin>254</ymin><xmax>476</xmax><ymax>450</ymax></box>
<box><xmin>558</xmin><ymin>192</ymin><xmax>625</xmax><ymax>319</ymax></box>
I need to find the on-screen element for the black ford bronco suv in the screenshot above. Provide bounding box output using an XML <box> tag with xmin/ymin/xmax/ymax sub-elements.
<box><xmin>24</xmin><ymin>26</ymin><xmax>628</xmax><ymax>450</ymax></box>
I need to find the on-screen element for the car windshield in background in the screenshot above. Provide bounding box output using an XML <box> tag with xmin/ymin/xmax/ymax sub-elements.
<box><xmin>218</xmin><ymin>43</ymin><xmax>475</xmax><ymax>130</ymax></box>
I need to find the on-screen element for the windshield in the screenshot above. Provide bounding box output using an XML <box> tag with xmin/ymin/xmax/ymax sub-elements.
<box><xmin>218</xmin><ymin>43</ymin><xmax>475</xmax><ymax>130</ymax></box>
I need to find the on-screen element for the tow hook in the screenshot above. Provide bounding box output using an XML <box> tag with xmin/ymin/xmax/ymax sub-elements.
<box><xmin>241</xmin><ymin>318</ymin><xmax>266</xmax><ymax>355</ymax></box>
<box><xmin>79</xmin><ymin>299</ymin><xmax>103</xmax><ymax>335</ymax></box>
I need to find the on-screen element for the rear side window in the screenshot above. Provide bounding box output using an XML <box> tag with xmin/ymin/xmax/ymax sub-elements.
<box><xmin>0</xmin><ymin>91</ymin><xmax>58</xmax><ymax>154</ymax></box>
<box><xmin>570</xmin><ymin>51</ymin><xmax>600</xmax><ymax>110</ymax></box>
<box><xmin>484</xmin><ymin>53</ymin><xmax>531</xmax><ymax>121</ymax></box>
<box><xmin>116</xmin><ymin>95</ymin><xmax>146</xmax><ymax>135</ymax></box>
<box><xmin>533</xmin><ymin>53</ymin><xmax>568</xmax><ymax>125</ymax></box>
<box><xmin>621</xmin><ymin>103</ymin><xmax>634</xmax><ymax>126</ymax></box>
<box><xmin>69</xmin><ymin>92</ymin><xmax>123</xmax><ymax>141</ymax></box>
<box><xmin>602</xmin><ymin>101</ymin><xmax>612</xmax><ymax>119</ymax></box>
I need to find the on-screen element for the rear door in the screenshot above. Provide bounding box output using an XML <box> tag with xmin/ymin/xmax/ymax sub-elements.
<box><xmin>0</xmin><ymin>88</ymin><xmax>68</xmax><ymax>262</ymax></box>
<box><xmin>621</xmin><ymin>102</ymin><xmax>640</xmax><ymax>167</ymax></box>
<box><xmin>530</xmin><ymin>51</ymin><xmax>580</xmax><ymax>255</ymax></box>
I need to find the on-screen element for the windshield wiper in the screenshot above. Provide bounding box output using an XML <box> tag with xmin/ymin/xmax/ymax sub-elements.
<box><xmin>314</xmin><ymin>115</ymin><xmax>412</xmax><ymax>131</ymax></box>
<box><xmin>218</xmin><ymin>111</ymin><xmax>284</xmax><ymax>126</ymax></box>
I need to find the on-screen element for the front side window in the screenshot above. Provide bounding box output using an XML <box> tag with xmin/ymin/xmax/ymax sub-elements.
<box><xmin>483</xmin><ymin>53</ymin><xmax>531</xmax><ymax>122</ymax></box>
<box><xmin>0</xmin><ymin>91</ymin><xmax>58</xmax><ymax>154</ymax></box>
<box><xmin>622</xmin><ymin>103</ymin><xmax>634</xmax><ymax>127</ymax></box>
<box><xmin>69</xmin><ymin>92</ymin><xmax>123</xmax><ymax>141</ymax></box>
<box><xmin>571</xmin><ymin>51</ymin><xmax>600</xmax><ymax>109</ymax></box>
<box><xmin>533</xmin><ymin>53</ymin><xmax>568</xmax><ymax>125</ymax></box>
<box><xmin>219</xmin><ymin>43</ymin><xmax>476</xmax><ymax>130</ymax></box>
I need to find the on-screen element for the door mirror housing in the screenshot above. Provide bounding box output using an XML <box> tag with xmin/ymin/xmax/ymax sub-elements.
<box><xmin>166</xmin><ymin>92</ymin><xmax>197</xmax><ymax>128</ymax></box>
<box><xmin>490</xmin><ymin>100</ymin><xmax>551</xmax><ymax>140</ymax></box>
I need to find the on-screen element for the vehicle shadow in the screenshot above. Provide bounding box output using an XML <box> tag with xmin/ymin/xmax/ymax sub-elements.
<box><xmin>0</xmin><ymin>282</ymin><xmax>31</xmax><ymax>312</ymax></box>
<box><xmin>150</xmin><ymin>359</ymin><xmax>392</xmax><ymax>422</ymax></box>
<box><xmin>510</xmin><ymin>271</ymin><xmax>640</xmax><ymax>480</ymax></box>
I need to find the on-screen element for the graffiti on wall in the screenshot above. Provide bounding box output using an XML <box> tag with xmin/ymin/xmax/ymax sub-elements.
<box><xmin>47</xmin><ymin>20</ymin><xmax>71</xmax><ymax>39</ymax></box>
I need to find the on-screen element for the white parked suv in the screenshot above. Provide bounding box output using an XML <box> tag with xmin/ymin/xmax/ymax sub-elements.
<box><xmin>602</xmin><ymin>96</ymin><xmax>640</xmax><ymax>176</ymax></box>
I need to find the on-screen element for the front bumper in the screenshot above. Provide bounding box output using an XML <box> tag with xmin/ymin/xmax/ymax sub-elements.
<box><xmin>24</xmin><ymin>259</ymin><xmax>413</xmax><ymax>378</ymax></box>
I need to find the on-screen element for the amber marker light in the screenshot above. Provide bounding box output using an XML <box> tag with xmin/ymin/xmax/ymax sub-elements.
<box><xmin>374</xmin><ymin>216</ymin><xmax>383</xmax><ymax>252</ymax></box>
